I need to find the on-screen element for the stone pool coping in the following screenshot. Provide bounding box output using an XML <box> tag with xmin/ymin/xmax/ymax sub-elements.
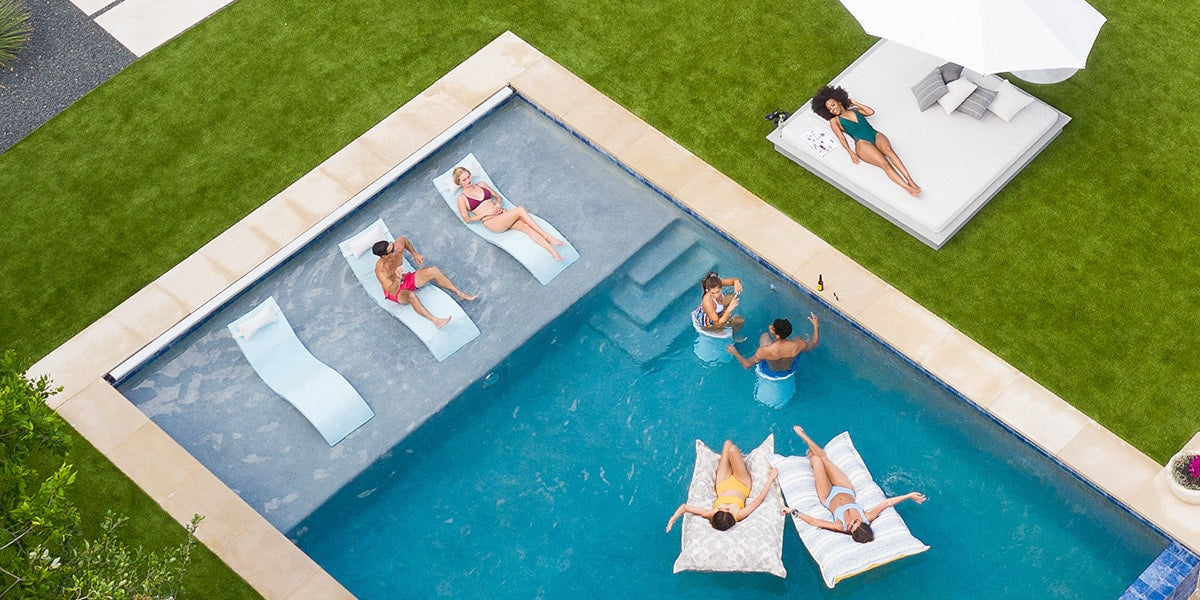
<box><xmin>30</xmin><ymin>31</ymin><xmax>1200</xmax><ymax>599</ymax></box>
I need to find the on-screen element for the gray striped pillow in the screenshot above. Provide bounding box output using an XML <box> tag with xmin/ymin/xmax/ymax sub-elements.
<box><xmin>955</xmin><ymin>86</ymin><xmax>999</xmax><ymax>119</ymax></box>
<box><xmin>910</xmin><ymin>68</ymin><xmax>948</xmax><ymax>111</ymax></box>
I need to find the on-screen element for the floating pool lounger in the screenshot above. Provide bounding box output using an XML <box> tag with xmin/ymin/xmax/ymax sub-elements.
<box><xmin>227</xmin><ymin>297</ymin><xmax>374</xmax><ymax>446</ymax></box>
<box><xmin>673</xmin><ymin>435</ymin><xmax>786</xmax><ymax>577</ymax></box>
<box><xmin>433</xmin><ymin>153</ymin><xmax>579</xmax><ymax>285</ymax></box>
<box><xmin>772</xmin><ymin>432</ymin><xmax>929</xmax><ymax>587</ymax></box>
<box><xmin>338</xmin><ymin>219</ymin><xmax>480</xmax><ymax>361</ymax></box>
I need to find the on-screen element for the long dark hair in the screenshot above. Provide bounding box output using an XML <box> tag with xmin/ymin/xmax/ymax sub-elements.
<box><xmin>711</xmin><ymin>511</ymin><xmax>736</xmax><ymax>531</ymax></box>
<box><xmin>811</xmin><ymin>85</ymin><xmax>851</xmax><ymax>120</ymax></box>
<box><xmin>849</xmin><ymin>521</ymin><xmax>875</xmax><ymax>543</ymax></box>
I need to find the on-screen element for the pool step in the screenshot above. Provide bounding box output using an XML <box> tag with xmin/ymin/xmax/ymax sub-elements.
<box><xmin>609</xmin><ymin>246</ymin><xmax>718</xmax><ymax>327</ymax></box>
<box><xmin>589</xmin><ymin>292</ymin><xmax>696</xmax><ymax>363</ymax></box>
<box><xmin>624</xmin><ymin>221</ymin><xmax>703</xmax><ymax>286</ymax></box>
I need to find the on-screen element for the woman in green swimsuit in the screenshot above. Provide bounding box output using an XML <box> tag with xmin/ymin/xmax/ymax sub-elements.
<box><xmin>811</xmin><ymin>86</ymin><xmax>922</xmax><ymax>197</ymax></box>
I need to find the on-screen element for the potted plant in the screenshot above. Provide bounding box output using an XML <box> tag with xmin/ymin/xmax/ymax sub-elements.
<box><xmin>1167</xmin><ymin>451</ymin><xmax>1200</xmax><ymax>505</ymax></box>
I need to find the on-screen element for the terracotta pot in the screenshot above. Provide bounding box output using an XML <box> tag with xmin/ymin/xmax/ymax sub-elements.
<box><xmin>1167</xmin><ymin>452</ymin><xmax>1200</xmax><ymax>505</ymax></box>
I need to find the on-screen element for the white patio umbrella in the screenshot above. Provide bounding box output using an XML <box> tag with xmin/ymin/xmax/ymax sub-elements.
<box><xmin>837</xmin><ymin>0</ymin><xmax>1106</xmax><ymax>83</ymax></box>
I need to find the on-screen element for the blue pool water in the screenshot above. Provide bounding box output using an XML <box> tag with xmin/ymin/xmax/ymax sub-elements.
<box><xmin>290</xmin><ymin>215</ymin><xmax>1166</xmax><ymax>599</ymax></box>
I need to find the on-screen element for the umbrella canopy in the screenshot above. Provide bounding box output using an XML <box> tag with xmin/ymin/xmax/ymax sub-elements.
<box><xmin>837</xmin><ymin>0</ymin><xmax>1106</xmax><ymax>76</ymax></box>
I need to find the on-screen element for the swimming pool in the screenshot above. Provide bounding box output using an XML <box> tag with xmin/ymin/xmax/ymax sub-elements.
<box><xmin>116</xmin><ymin>95</ymin><xmax>1169</xmax><ymax>598</ymax></box>
<box><xmin>288</xmin><ymin>211</ymin><xmax>1166</xmax><ymax>599</ymax></box>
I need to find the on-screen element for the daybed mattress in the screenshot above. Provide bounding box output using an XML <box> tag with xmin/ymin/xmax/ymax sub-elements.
<box><xmin>772</xmin><ymin>40</ymin><xmax>1067</xmax><ymax>247</ymax></box>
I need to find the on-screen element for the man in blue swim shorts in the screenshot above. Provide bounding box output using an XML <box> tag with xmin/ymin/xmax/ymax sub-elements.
<box><xmin>726</xmin><ymin>313</ymin><xmax>820</xmax><ymax>378</ymax></box>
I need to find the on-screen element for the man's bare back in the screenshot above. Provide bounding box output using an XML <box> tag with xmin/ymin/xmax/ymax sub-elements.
<box><xmin>726</xmin><ymin>313</ymin><xmax>820</xmax><ymax>373</ymax></box>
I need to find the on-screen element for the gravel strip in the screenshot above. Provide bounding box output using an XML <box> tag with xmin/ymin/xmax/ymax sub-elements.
<box><xmin>0</xmin><ymin>0</ymin><xmax>134</xmax><ymax>154</ymax></box>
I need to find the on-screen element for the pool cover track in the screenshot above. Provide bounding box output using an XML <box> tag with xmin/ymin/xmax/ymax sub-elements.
<box><xmin>29</xmin><ymin>32</ymin><xmax>1200</xmax><ymax>599</ymax></box>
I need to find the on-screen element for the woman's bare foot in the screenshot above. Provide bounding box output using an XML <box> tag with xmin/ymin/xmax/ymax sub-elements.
<box><xmin>458</xmin><ymin>292</ymin><xmax>478</xmax><ymax>302</ymax></box>
<box><xmin>433</xmin><ymin>315</ymin><xmax>451</xmax><ymax>329</ymax></box>
<box><xmin>550</xmin><ymin>249</ymin><xmax>563</xmax><ymax>261</ymax></box>
<box><xmin>547</xmin><ymin>236</ymin><xmax>564</xmax><ymax>247</ymax></box>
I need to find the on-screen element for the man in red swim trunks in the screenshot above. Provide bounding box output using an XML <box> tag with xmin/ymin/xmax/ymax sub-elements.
<box><xmin>371</xmin><ymin>238</ymin><xmax>476</xmax><ymax>329</ymax></box>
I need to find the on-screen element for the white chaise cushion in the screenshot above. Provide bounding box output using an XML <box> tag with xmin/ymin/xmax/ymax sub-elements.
<box><xmin>235</xmin><ymin>302</ymin><xmax>278</xmax><ymax>340</ymax></box>
<box><xmin>343</xmin><ymin>221</ymin><xmax>388</xmax><ymax>258</ymax></box>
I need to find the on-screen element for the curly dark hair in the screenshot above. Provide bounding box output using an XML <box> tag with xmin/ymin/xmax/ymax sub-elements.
<box><xmin>810</xmin><ymin>85</ymin><xmax>851</xmax><ymax>120</ymax></box>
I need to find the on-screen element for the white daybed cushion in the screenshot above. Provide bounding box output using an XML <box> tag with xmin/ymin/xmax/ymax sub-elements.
<box><xmin>673</xmin><ymin>435</ymin><xmax>786</xmax><ymax>577</ymax></box>
<box><xmin>776</xmin><ymin>40</ymin><xmax>1062</xmax><ymax>237</ymax></box>
<box><xmin>771</xmin><ymin>432</ymin><xmax>929</xmax><ymax>588</ymax></box>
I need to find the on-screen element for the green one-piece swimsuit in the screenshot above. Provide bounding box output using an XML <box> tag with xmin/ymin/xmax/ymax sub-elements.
<box><xmin>838</xmin><ymin>110</ymin><xmax>879</xmax><ymax>144</ymax></box>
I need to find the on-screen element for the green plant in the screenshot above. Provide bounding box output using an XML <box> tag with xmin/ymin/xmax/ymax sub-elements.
<box><xmin>0</xmin><ymin>351</ymin><xmax>204</xmax><ymax>599</ymax></box>
<box><xmin>0</xmin><ymin>0</ymin><xmax>31</xmax><ymax>69</ymax></box>
<box><xmin>1172</xmin><ymin>453</ymin><xmax>1200</xmax><ymax>491</ymax></box>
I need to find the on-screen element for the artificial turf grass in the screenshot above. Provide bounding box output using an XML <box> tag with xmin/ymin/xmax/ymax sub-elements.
<box><xmin>0</xmin><ymin>0</ymin><xmax>1198</xmax><ymax>592</ymax></box>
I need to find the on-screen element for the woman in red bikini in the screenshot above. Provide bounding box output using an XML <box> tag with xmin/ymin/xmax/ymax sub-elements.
<box><xmin>665</xmin><ymin>440</ymin><xmax>779</xmax><ymax>532</ymax></box>
<box><xmin>371</xmin><ymin>238</ymin><xmax>476</xmax><ymax>329</ymax></box>
<box><xmin>453</xmin><ymin>167</ymin><xmax>565</xmax><ymax>261</ymax></box>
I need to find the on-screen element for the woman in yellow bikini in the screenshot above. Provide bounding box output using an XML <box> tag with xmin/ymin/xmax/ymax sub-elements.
<box><xmin>665</xmin><ymin>440</ymin><xmax>779</xmax><ymax>532</ymax></box>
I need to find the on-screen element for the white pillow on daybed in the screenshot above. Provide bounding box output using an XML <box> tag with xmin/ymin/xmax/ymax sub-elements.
<box><xmin>771</xmin><ymin>432</ymin><xmax>929</xmax><ymax>588</ymax></box>
<box><xmin>937</xmin><ymin>78</ymin><xmax>977</xmax><ymax>114</ymax></box>
<box><xmin>672</xmin><ymin>435</ymin><xmax>786</xmax><ymax>577</ymax></box>
<box><xmin>987</xmin><ymin>80</ymin><xmax>1036</xmax><ymax>122</ymax></box>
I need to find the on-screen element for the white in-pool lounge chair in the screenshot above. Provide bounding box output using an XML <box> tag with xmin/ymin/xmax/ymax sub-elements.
<box><xmin>227</xmin><ymin>296</ymin><xmax>374</xmax><ymax>446</ymax></box>
<box><xmin>772</xmin><ymin>432</ymin><xmax>929</xmax><ymax>587</ymax></box>
<box><xmin>432</xmin><ymin>153</ymin><xmax>579</xmax><ymax>285</ymax></box>
<box><xmin>338</xmin><ymin>218</ymin><xmax>479</xmax><ymax>362</ymax></box>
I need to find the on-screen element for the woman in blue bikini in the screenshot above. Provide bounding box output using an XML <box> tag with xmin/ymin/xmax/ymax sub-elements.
<box><xmin>811</xmin><ymin>85</ymin><xmax>922</xmax><ymax>197</ymax></box>
<box><xmin>782</xmin><ymin>426</ymin><xmax>926</xmax><ymax>543</ymax></box>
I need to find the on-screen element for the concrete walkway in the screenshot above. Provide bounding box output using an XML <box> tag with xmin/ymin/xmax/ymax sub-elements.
<box><xmin>78</xmin><ymin>0</ymin><xmax>236</xmax><ymax>57</ymax></box>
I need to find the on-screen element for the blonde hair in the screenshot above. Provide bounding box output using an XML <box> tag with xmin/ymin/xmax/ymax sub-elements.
<box><xmin>452</xmin><ymin>167</ymin><xmax>470</xmax><ymax>187</ymax></box>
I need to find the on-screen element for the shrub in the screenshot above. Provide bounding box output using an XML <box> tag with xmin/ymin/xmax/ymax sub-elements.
<box><xmin>0</xmin><ymin>0</ymin><xmax>32</xmax><ymax>69</ymax></box>
<box><xmin>0</xmin><ymin>351</ymin><xmax>204</xmax><ymax>599</ymax></box>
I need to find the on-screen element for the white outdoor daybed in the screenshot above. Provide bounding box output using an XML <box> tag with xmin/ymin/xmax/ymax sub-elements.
<box><xmin>768</xmin><ymin>40</ymin><xmax>1070</xmax><ymax>249</ymax></box>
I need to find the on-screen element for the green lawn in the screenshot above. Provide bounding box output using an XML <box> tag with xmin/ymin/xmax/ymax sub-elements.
<box><xmin>1</xmin><ymin>0</ymin><xmax>1197</xmax><ymax>595</ymax></box>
